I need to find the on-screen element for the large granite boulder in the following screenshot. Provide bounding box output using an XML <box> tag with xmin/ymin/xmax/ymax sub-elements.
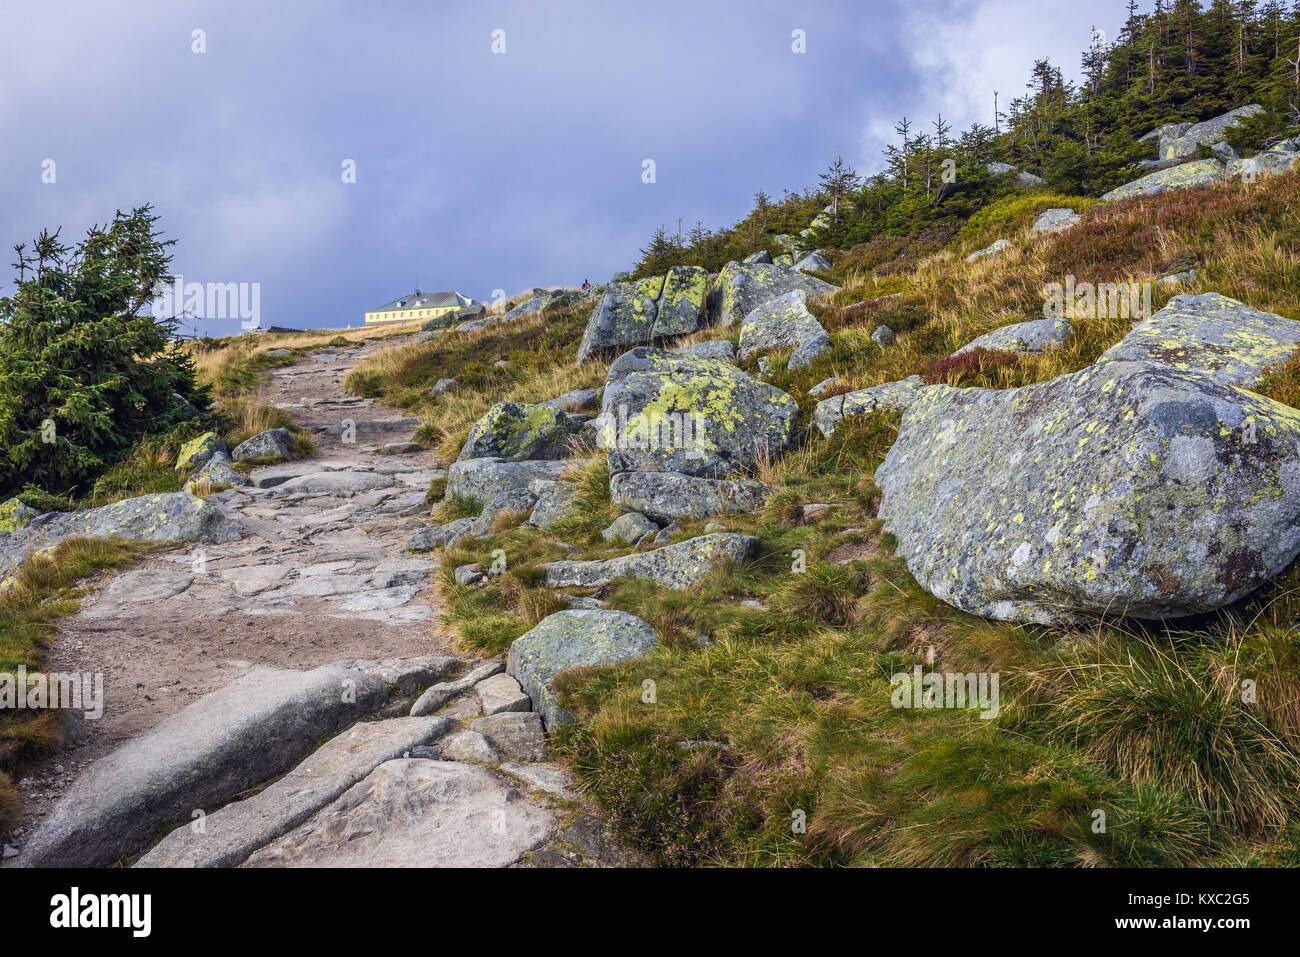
<box><xmin>1101</xmin><ymin>158</ymin><xmax>1225</xmax><ymax>201</ymax></box>
<box><xmin>186</xmin><ymin>450</ymin><xmax>251</xmax><ymax>491</ymax></box>
<box><xmin>575</xmin><ymin>275</ymin><xmax>666</xmax><ymax>363</ymax></box>
<box><xmin>1155</xmin><ymin>105</ymin><xmax>1262</xmax><ymax>160</ymax></box>
<box><xmin>1096</xmin><ymin>293</ymin><xmax>1300</xmax><ymax>386</ymax></box>
<box><xmin>652</xmin><ymin>265</ymin><xmax>709</xmax><ymax>337</ymax></box>
<box><xmin>738</xmin><ymin>290</ymin><xmax>832</xmax><ymax>370</ymax></box>
<box><xmin>951</xmin><ymin>318</ymin><xmax>1072</xmax><ymax>357</ymax></box>
<box><xmin>794</xmin><ymin>250</ymin><xmax>832</xmax><ymax>273</ymax></box>
<box><xmin>0</xmin><ymin>492</ymin><xmax>242</xmax><ymax>582</ymax></box>
<box><xmin>876</xmin><ymin>359</ymin><xmax>1300</xmax><ymax>623</ymax></box>
<box><xmin>458</xmin><ymin>401</ymin><xmax>573</xmax><ymax>462</ymax></box>
<box><xmin>705</xmin><ymin>261</ymin><xmax>838</xmax><ymax>327</ymax></box>
<box><xmin>673</xmin><ymin>339</ymin><xmax>737</xmax><ymax>362</ymax></box>
<box><xmin>507</xmin><ymin>610</ymin><xmax>658</xmax><ymax>729</ymax></box>
<box><xmin>598</xmin><ymin>347</ymin><xmax>798</xmax><ymax>479</ymax></box>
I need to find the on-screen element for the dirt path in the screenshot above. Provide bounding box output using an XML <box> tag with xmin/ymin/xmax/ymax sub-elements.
<box><xmin>8</xmin><ymin>336</ymin><xmax>454</xmax><ymax>843</ymax></box>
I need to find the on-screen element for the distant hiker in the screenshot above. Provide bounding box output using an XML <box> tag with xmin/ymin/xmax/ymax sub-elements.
<box><xmin>582</xmin><ymin>278</ymin><xmax>590</xmax><ymax>290</ymax></box>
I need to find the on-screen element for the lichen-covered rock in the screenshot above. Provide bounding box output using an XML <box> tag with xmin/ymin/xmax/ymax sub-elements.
<box><xmin>458</xmin><ymin>402</ymin><xmax>573</xmax><ymax>462</ymax></box>
<box><xmin>705</xmin><ymin>261</ymin><xmax>838</xmax><ymax>327</ymax></box>
<box><xmin>1159</xmin><ymin>270</ymin><xmax>1199</xmax><ymax>288</ymax></box>
<box><xmin>539</xmin><ymin>387</ymin><xmax>602</xmax><ymax>412</ymax></box>
<box><xmin>738</xmin><ymin>290</ymin><xmax>832</xmax><ymax>370</ymax></box>
<box><xmin>609</xmin><ymin>470</ymin><xmax>771</xmax><ymax>521</ymax></box>
<box><xmin>742</xmin><ymin>250</ymin><xmax>772</xmax><ymax>264</ymax></box>
<box><xmin>507</xmin><ymin>610</ymin><xmax>659</xmax><ymax>729</ymax></box>
<box><xmin>794</xmin><ymin>250</ymin><xmax>832</xmax><ymax>273</ymax></box>
<box><xmin>231</xmin><ymin>428</ymin><xmax>293</xmax><ymax>463</ymax></box>
<box><xmin>966</xmin><ymin>239</ymin><xmax>1012</xmax><ymax>263</ymax></box>
<box><xmin>653</xmin><ymin>265</ymin><xmax>709</xmax><ymax>337</ymax></box>
<box><xmin>539</xmin><ymin>532</ymin><xmax>760</xmax><ymax>590</ymax></box>
<box><xmin>813</xmin><ymin>376</ymin><xmax>926</xmax><ymax>437</ymax></box>
<box><xmin>476</xmin><ymin>486</ymin><xmax>539</xmax><ymax>532</ymax></box>
<box><xmin>445</xmin><ymin>457</ymin><xmax>573</xmax><ymax>505</ymax></box>
<box><xmin>186</xmin><ymin>450</ymin><xmax>251</xmax><ymax>491</ymax></box>
<box><xmin>599</xmin><ymin>347</ymin><xmax>797</xmax><ymax>479</ymax></box>
<box><xmin>601</xmin><ymin>511</ymin><xmax>658</xmax><ymax>544</ymax></box>
<box><xmin>952</xmin><ymin>318</ymin><xmax>1072</xmax><ymax>357</ymax></box>
<box><xmin>1032</xmin><ymin>208</ymin><xmax>1080</xmax><ymax>233</ymax></box>
<box><xmin>176</xmin><ymin>432</ymin><xmax>226</xmax><ymax>471</ymax></box>
<box><xmin>1101</xmin><ymin>158</ymin><xmax>1225</xmax><ymax>201</ymax></box>
<box><xmin>505</xmin><ymin>288</ymin><xmax>576</xmax><ymax>321</ymax></box>
<box><xmin>673</xmin><ymin>339</ymin><xmax>737</xmax><ymax>362</ymax></box>
<box><xmin>575</xmin><ymin>275</ymin><xmax>666</xmax><ymax>363</ymax></box>
<box><xmin>431</xmin><ymin>378</ymin><xmax>459</xmax><ymax>395</ymax></box>
<box><xmin>985</xmin><ymin>162</ymin><xmax>1044</xmax><ymax>187</ymax></box>
<box><xmin>407</xmin><ymin>517</ymin><xmax>478</xmax><ymax>552</ymax></box>
<box><xmin>0</xmin><ymin>497</ymin><xmax>39</xmax><ymax>539</ymax></box>
<box><xmin>1096</xmin><ymin>293</ymin><xmax>1300</xmax><ymax>387</ymax></box>
<box><xmin>0</xmin><ymin>492</ymin><xmax>242</xmax><ymax>582</ymax></box>
<box><xmin>526</xmin><ymin>480</ymin><xmax>580</xmax><ymax>529</ymax></box>
<box><xmin>1157</xmin><ymin>105</ymin><xmax>1262</xmax><ymax>160</ymax></box>
<box><xmin>875</xmin><ymin>359</ymin><xmax>1300</xmax><ymax>623</ymax></box>
<box><xmin>871</xmin><ymin>325</ymin><xmax>896</xmax><ymax>346</ymax></box>
<box><xmin>1229</xmin><ymin>150</ymin><xmax>1300</xmax><ymax>179</ymax></box>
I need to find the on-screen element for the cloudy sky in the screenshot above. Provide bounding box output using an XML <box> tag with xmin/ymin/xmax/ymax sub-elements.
<box><xmin>1</xmin><ymin>0</ymin><xmax>1130</xmax><ymax>336</ymax></box>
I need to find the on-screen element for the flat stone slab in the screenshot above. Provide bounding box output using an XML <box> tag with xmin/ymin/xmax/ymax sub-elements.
<box><xmin>242</xmin><ymin>759</ymin><xmax>555</xmax><ymax>867</ymax></box>
<box><xmin>100</xmin><ymin>569</ymin><xmax>193</xmax><ymax>603</ymax></box>
<box><xmin>218</xmin><ymin>564</ymin><xmax>291</xmax><ymax>596</ymax></box>
<box><xmin>470</xmin><ymin>712</ymin><xmax>548</xmax><ymax>762</ymax></box>
<box><xmin>135</xmin><ymin>716</ymin><xmax>454</xmax><ymax>868</ymax></box>
<box><xmin>475</xmin><ymin>673</ymin><xmax>531</xmax><ymax>715</ymax></box>
<box><xmin>19</xmin><ymin>663</ymin><xmax>389</xmax><ymax>867</ymax></box>
<box><xmin>271</xmin><ymin>472</ymin><xmax>397</xmax><ymax>495</ymax></box>
<box><xmin>432</xmin><ymin>730</ymin><xmax>499</xmax><ymax>764</ymax></box>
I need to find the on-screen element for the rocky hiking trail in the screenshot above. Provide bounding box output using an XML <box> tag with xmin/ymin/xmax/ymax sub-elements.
<box><xmin>5</xmin><ymin>337</ymin><xmax>639</xmax><ymax>869</ymax></box>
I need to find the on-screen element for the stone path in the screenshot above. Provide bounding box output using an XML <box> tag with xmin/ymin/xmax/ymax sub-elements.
<box><xmin>5</xmin><ymin>337</ymin><xmax>641</xmax><ymax>868</ymax></box>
